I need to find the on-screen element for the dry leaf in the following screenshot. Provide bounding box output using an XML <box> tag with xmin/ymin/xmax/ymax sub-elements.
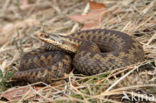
<box><xmin>69</xmin><ymin>1</ymin><xmax>107</xmax><ymax>30</ymax></box>
<box><xmin>89</xmin><ymin>1</ymin><xmax>106</xmax><ymax>10</ymax></box>
<box><xmin>1</xmin><ymin>86</ymin><xmax>34</xmax><ymax>101</ymax></box>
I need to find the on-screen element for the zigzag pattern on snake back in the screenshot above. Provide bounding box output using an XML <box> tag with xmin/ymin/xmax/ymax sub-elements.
<box><xmin>12</xmin><ymin>29</ymin><xmax>144</xmax><ymax>83</ymax></box>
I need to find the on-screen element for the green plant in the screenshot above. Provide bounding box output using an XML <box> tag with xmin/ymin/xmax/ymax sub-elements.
<box><xmin>0</xmin><ymin>69</ymin><xmax>14</xmax><ymax>92</ymax></box>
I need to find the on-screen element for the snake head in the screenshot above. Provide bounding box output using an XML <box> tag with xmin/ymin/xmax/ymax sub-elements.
<box><xmin>37</xmin><ymin>32</ymin><xmax>64</xmax><ymax>44</ymax></box>
<box><xmin>37</xmin><ymin>32</ymin><xmax>79</xmax><ymax>53</ymax></box>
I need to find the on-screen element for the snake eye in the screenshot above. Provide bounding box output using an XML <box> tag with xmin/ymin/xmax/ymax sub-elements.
<box><xmin>37</xmin><ymin>33</ymin><xmax>49</xmax><ymax>38</ymax></box>
<box><xmin>44</xmin><ymin>33</ymin><xmax>49</xmax><ymax>38</ymax></box>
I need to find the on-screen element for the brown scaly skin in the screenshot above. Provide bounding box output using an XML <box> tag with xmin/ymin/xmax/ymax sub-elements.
<box><xmin>12</xmin><ymin>29</ymin><xmax>144</xmax><ymax>83</ymax></box>
<box><xmin>12</xmin><ymin>48</ymin><xmax>72</xmax><ymax>83</ymax></box>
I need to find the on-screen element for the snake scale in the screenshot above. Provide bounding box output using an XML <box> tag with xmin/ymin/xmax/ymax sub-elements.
<box><xmin>12</xmin><ymin>29</ymin><xmax>144</xmax><ymax>83</ymax></box>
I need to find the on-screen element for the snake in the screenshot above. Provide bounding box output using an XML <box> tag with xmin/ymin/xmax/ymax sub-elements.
<box><xmin>12</xmin><ymin>29</ymin><xmax>144</xmax><ymax>83</ymax></box>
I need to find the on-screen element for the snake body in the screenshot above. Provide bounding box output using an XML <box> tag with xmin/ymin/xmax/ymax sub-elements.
<box><xmin>12</xmin><ymin>29</ymin><xmax>144</xmax><ymax>83</ymax></box>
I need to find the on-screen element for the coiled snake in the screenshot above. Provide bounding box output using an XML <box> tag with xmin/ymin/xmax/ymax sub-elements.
<box><xmin>12</xmin><ymin>29</ymin><xmax>144</xmax><ymax>83</ymax></box>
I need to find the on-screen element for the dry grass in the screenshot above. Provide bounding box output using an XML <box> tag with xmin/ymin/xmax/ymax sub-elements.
<box><xmin>0</xmin><ymin>0</ymin><xmax>156</xmax><ymax>102</ymax></box>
